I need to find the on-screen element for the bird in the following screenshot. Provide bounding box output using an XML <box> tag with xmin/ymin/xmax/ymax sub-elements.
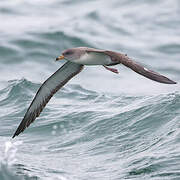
<box><xmin>12</xmin><ymin>47</ymin><xmax>177</xmax><ymax>138</ymax></box>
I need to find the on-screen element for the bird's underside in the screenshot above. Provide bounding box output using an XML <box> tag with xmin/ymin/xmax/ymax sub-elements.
<box><xmin>12</xmin><ymin>47</ymin><xmax>176</xmax><ymax>138</ymax></box>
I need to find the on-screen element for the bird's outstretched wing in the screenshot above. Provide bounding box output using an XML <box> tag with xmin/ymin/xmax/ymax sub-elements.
<box><xmin>86</xmin><ymin>48</ymin><xmax>176</xmax><ymax>84</ymax></box>
<box><xmin>104</xmin><ymin>50</ymin><xmax>176</xmax><ymax>84</ymax></box>
<box><xmin>85</xmin><ymin>48</ymin><xmax>176</xmax><ymax>84</ymax></box>
<box><xmin>13</xmin><ymin>62</ymin><xmax>83</xmax><ymax>138</ymax></box>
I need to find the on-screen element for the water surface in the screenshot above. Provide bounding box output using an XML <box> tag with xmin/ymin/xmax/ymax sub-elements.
<box><xmin>0</xmin><ymin>0</ymin><xmax>180</xmax><ymax>179</ymax></box>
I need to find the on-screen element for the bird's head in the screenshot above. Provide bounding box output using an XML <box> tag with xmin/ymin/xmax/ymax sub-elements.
<box><xmin>56</xmin><ymin>48</ymin><xmax>85</xmax><ymax>62</ymax></box>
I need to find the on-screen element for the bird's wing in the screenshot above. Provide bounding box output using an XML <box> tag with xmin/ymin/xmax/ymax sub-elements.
<box><xmin>85</xmin><ymin>48</ymin><xmax>176</xmax><ymax>84</ymax></box>
<box><xmin>104</xmin><ymin>50</ymin><xmax>176</xmax><ymax>84</ymax></box>
<box><xmin>13</xmin><ymin>62</ymin><xmax>84</xmax><ymax>138</ymax></box>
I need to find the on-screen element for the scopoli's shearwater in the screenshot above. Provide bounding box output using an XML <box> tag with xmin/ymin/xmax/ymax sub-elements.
<box><xmin>12</xmin><ymin>47</ymin><xmax>176</xmax><ymax>138</ymax></box>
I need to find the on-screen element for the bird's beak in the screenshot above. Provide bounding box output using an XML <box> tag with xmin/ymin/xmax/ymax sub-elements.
<box><xmin>55</xmin><ymin>55</ymin><xmax>64</xmax><ymax>61</ymax></box>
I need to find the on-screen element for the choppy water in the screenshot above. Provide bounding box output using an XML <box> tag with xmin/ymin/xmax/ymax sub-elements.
<box><xmin>0</xmin><ymin>0</ymin><xmax>180</xmax><ymax>179</ymax></box>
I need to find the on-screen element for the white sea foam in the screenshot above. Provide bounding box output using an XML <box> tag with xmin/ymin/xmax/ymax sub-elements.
<box><xmin>3</xmin><ymin>140</ymin><xmax>22</xmax><ymax>166</ymax></box>
<box><xmin>0</xmin><ymin>140</ymin><xmax>23</xmax><ymax>180</ymax></box>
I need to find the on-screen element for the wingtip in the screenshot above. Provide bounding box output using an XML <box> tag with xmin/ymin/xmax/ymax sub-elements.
<box><xmin>12</xmin><ymin>127</ymin><xmax>23</xmax><ymax>138</ymax></box>
<box><xmin>12</xmin><ymin>131</ymin><xmax>18</xmax><ymax>138</ymax></box>
<box><xmin>166</xmin><ymin>79</ymin><xmax>177</xmax><ymax>84</ymax></box>
<box><xmin>12</xmin><ymin>134</ymin><xmax>16</xmax><ymax>138</ymax></box>
<box><xmin>156</xmin><ymin>74</ymin><xmax>177</xmax><ymax>84</ymax></box>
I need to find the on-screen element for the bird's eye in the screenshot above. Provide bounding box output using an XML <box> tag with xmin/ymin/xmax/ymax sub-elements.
<box><xmin>65</xmin><ymin>51</ymin><xmax>73</xmax><ymax>55</ymax></box>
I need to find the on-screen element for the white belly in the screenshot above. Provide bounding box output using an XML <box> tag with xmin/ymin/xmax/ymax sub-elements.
<box><xmin>74</xmin><ymin>52</ymin><xmax>112</xmax><ymax>65</ymax></box>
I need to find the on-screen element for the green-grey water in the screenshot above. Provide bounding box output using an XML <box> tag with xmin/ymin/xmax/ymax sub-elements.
<box><xmin>0</xmin><ymin>0</ymin><xmax>180</xmax><ymax>179</ymax></box>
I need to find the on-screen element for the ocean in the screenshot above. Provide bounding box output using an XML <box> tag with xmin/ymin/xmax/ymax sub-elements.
<box><xmin>0</xmin><ymin>0</ymin><xmax>180</xmax><ymax>179</ymax></box>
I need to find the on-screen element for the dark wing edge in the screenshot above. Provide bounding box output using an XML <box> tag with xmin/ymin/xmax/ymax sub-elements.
<box><xmin>104</xmin><ymin>51</ymin><xmax>177</xmax><ymax>84</ymax></box>
<box><xmin>12</xmin><ymin>62</ymin><xmax>84</xmax><ymax>138</ymax></box>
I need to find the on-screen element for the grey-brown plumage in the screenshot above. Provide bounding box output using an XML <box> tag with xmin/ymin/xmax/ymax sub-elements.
<box><xmin>12</xmin><ymin>62</ymin><xmax>83</xmax><ymax>138</ymax></box>
<box><xmin>13</xmin><ymin>47</ymin><xmax>176</xmax><ymax>138</ymax></box>
<box><xmin>104</xmin><ymin>50</ymin><xmax>176</xmax><ymax>84</ymax></box>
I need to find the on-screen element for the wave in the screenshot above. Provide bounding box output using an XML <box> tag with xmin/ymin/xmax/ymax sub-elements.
<box><xmin>0</xmin><ymin>140</ymin><xmax>23</xmax><ymax>180</ymax></box>
<box><xmin>0</xmin><ymin>78</ymin><xmax>180</xmax><ymax>179</ymax></box>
